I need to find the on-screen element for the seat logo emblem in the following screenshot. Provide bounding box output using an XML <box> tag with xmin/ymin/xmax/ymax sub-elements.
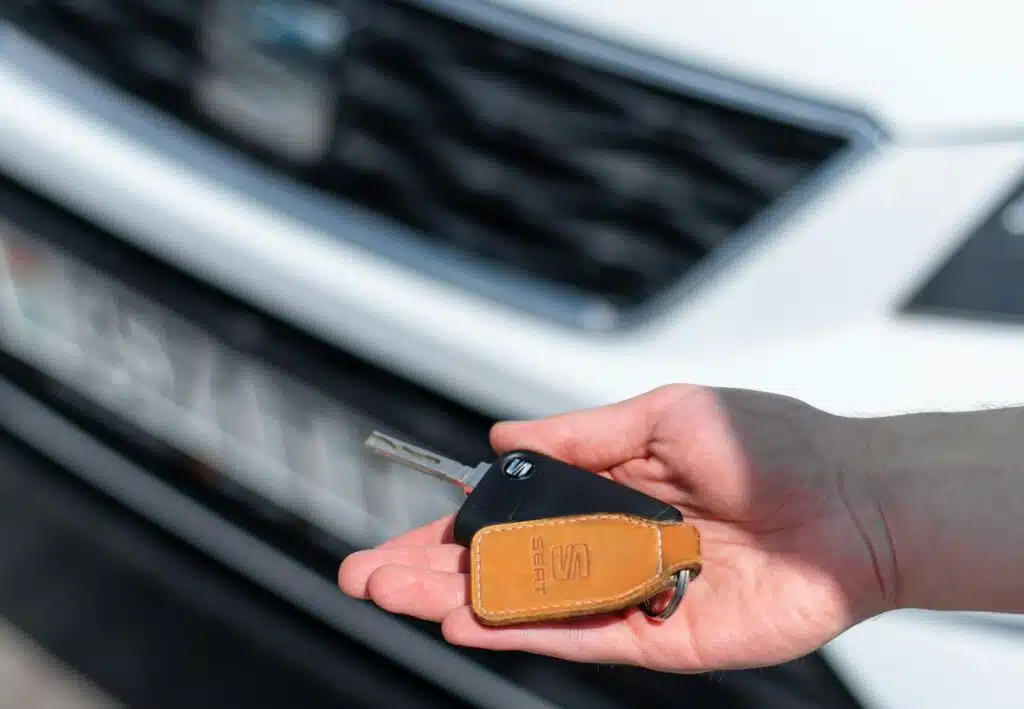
<box><xmin>551</xmin><ymin>544</ymin><xmax>591</xmax><ymax>581</ymax></box>
<box><xmin>502</xmin><ymin>457</ymin><xmax>534</xmax><ymax>480</ymax></box>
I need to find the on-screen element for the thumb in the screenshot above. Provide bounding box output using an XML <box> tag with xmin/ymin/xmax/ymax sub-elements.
<box><xmin>490</xmin><ymin>386</ymin><xmax>685</xmax><ymax>472</ymax></box>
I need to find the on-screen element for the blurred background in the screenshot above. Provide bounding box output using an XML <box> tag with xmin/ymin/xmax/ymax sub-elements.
<box><xmin>0</xmin><ymin>1</ymin><xmax>1023</xmax><ymax>707</ymax></box>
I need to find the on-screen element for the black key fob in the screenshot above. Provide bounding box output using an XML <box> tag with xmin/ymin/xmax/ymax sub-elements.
<box><xmin>453</xmin><ymin>450</ymin><xmax>682</xmax><ymax>546</ymax></box>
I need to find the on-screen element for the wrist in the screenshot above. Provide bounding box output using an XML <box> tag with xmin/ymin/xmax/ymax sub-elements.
<box><xmin>819</xmin><ymin>413</ymin><xmax>905</xmax><ymax>618</ymax></box>
<box><xmin>849</xmin><ymin>408</ymin><xmax>1024</xmax><ymax>615</ymax></box>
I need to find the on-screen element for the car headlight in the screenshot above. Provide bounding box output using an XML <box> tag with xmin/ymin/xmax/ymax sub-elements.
<box><xmin>907</xmin><ymin>175</ymin><xmax>1024</xmax><ymax>323</ymax></box>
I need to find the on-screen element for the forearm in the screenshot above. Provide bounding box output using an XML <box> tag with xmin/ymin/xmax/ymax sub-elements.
<box><xmin>851</xmin><ymin>407</ymin><xmax>1024</xmax><ymax>614</ymax></box>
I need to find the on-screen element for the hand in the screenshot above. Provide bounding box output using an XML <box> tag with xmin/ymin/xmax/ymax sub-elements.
<box><xmin>338</xmin><ymin>384</ymin><xmax>897</xmax><ymax>672</ymax></box>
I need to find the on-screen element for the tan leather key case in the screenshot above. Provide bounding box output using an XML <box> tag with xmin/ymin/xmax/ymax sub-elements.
<box><xmin>469</xmin><ymin>513</ymin><xmax>702</xmax><ymax>626</ymax></box>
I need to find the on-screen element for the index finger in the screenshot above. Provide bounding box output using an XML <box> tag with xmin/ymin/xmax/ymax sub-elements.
<box><xmin>490</xmin><ymin>385</ymin><xmax>688</xmax><ymax>472</ymax></box>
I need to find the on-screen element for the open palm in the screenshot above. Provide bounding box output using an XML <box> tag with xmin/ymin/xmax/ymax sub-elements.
<box><xmin>338</xmin><ymin>384</ymin><xmax>895</xmax><ymax>672</ymax></box>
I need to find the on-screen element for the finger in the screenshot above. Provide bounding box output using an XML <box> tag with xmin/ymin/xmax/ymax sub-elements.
<box><xmin>376</xmin><ymin>514</ymin><xmax>457</xmax><ymax>550</ymax></box>
<box><xmin>338</xmin><ymin>544</ymin><xmax>467</xmax><ymax>598</ymax></box>
<box><xmin>366</xmin><ymin>566</ymin><xmax>468</xmax><ymax>622</ymax></box>
<box><xmin>440</xmin><ymin>607</ymin><xmax>649</xmax><ymax>666</ymax></box>
<box><xmin>491</xmin><ymin>386</ymin><xmax>687</xmax><ymax>472</ymax></box>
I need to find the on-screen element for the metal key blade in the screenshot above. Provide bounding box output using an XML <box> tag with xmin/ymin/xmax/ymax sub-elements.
<box><xmin>365</xmin><ymin>431</ymin><xmax>488</xmax><ymax>488</ymax></box>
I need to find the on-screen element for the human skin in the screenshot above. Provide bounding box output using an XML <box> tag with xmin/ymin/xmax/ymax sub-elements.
<box><xmin>338</xmin><ymin>384</ymin><xmax>1024</xmax><ymax>672</ymax></box>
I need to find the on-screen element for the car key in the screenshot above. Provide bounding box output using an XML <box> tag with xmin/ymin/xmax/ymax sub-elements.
<box><xmin>364</xmin><ymin>431</ymin><xmax>683</xmax><ymax>547</ymax></box>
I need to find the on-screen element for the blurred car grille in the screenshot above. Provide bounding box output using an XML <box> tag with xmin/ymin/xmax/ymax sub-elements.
<box><xmin>8</xmin><ymin>0</ymin><xmax>848</xmax><ymax>312</ymax></box>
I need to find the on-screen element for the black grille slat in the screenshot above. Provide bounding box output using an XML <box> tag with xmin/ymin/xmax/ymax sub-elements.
<box><xmin>124</xmin><ymin>34</ymin><xmax>194</xmax><ymax>87</ymax></box>
<box><xmin>136</xmin><ymin>0</ymin><xmax>200</xmax><ymax>24</ymax></box>
<box><xmin>12</xmin><ymin>0</ymin><xmax>847</xmax><ymax>312</ymax></box>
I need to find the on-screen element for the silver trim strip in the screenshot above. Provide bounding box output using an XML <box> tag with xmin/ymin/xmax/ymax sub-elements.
<box><xmin>0</xmin><ymin>377</ymin><xmax>561</xmax><ymax>709</ymax></box>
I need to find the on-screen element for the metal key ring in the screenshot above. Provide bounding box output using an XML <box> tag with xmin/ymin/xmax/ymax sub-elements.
<box><xmin>641</xmin><ymin>569</ymin><xmax>692</xmax><ymax>621</ymax></box>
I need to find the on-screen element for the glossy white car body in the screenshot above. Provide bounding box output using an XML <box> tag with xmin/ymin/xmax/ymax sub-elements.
<box><xmin>2</xmin><ymin>2</ymin><xmax>1023</xmax><ymax>707</ymax></box>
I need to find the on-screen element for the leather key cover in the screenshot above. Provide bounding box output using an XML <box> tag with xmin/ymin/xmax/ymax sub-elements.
<box><xmin>469</xmin><ymin>513</ymin><xmax>701</xmax><ymax>626</ymax></box>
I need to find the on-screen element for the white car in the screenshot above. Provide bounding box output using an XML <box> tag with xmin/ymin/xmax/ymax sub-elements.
<box><xmin>0</xmin><ymin>1</ymin><xmax>1021</xmax><ymax>708</ymax></box>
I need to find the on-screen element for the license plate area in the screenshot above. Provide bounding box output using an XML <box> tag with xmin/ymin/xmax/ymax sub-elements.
<box><xmin>0</xmin><ymin>180</ymin><xmax>492</xmax><ymax>550</ymax></box>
